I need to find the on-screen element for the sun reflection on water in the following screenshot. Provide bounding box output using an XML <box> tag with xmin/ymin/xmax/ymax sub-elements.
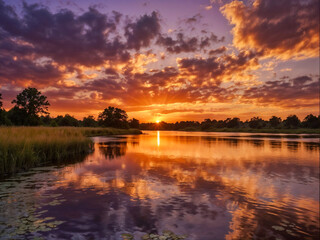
<box><xmin>157</xmin><ymin>130</ymin><xmax>160</xmax><ymax>147</ymax></box>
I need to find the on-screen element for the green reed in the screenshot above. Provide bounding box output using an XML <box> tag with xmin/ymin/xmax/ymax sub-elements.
<box><xmin>0</xmin><ymin>127</ymin><xmax>141</xmax><ymax>175</ymax></box>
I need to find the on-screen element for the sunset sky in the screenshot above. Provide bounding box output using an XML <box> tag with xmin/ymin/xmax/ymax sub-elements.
<box><xmin>0</xmin><ymin>0</ymin><xmax>319</xmax><ymax>122</ymax></box>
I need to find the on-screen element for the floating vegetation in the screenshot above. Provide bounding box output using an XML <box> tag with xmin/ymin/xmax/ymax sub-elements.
<box><xmin>121</xmin><ymin>230</ymin><xmax>187</xmax><ymax>240</ymax></box>
<box><xmin>272</xmin><ymin>225</ymin><xmax>285</xmax><ymax>231</ymax></box>
<box><xmin>271</xmin><ymin>220</ymin><xmax>300</xmax><ymax>237</ymax></box>
<box><xmin>0</xmin><ymin>170</ymin><xmax>66</xmax><ymax>239</ymax></box>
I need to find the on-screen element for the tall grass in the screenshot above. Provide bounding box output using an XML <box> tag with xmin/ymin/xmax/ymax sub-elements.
<box><xmin>0</xmin><ymin>127</ymin><xmax>141</xmax><ymax>176</ymax></box>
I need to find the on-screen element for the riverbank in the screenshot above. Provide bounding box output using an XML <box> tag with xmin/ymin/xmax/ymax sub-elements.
<box><xmin>0</xmin><ymin>127</ymin><xmax>141</xmax><ymax>176</ymax></box>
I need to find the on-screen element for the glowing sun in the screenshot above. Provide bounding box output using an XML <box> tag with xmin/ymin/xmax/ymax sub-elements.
<box><xmin>156</xmin><ymin>120</ymin><xmax>160</xmax><ymax>123</ymax></box>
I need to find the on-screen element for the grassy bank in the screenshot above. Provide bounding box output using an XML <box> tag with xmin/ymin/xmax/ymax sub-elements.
<box><xmin>178</xmin><ymin>127</ymin><xmax>320</xmax><ymax>134</ymax></box>
<box><xmin>0</xmin><ymin>127</ymin><xmax>141</xmax><ymax>176</ymax></box>
<box><xmin>80</xmin><ymin>127</ymin><xmax>142</xmax><ymax>136</ymax></box>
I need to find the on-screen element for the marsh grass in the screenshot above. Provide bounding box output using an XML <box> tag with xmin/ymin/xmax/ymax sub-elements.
<box><xmin>0</xmin><ymin>127</ymin><xmax>141</xmax><ymax>175</ymax></box>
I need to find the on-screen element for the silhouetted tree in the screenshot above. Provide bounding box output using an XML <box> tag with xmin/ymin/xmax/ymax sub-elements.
<box><xmin>249</xmin><ymin>117</ymin><xmax>266</xmax><ymax>129</ymax></box>
<box><xmin>40</xmin><ymin>115</ymin><xmax>52</xmax><ymax>125</ymax></box>
<box><xmin>269</xmin><ymin>116</ymin><xmax>282</xmax><ymax>128</ymax></box>
<box><xmin>129</xmin><ymin>118</ymin><xmax>140</xmax><ymax>129</ymax></box>
<box><xmin>12</xmin><ymin>87</ymin><xmax>50</xmax><ymax>116</ymax></box>
<box><xmin>201</xmin><ymin>119</ymin><xmax>212</xmax><ymax>130</ymax></box>
<box><xmin>0</xmin><ymin>93</ymin><xmax>11</xmax><ymax>125</ymax></box>
<box><xmin>302</xmin><ymin>114</ymin><xmax>320</xmax><ymax>128</ymax></box>
<box><xmin>11</xmin><ymin>88</ymin><xmax>50</xmax><ymax>125</ymax></box>
<box><xmin>50</xmin><ymin>119</ymin><xmax>58</xmax><ymax>127</ymax></box>
<box><xmin>283</xmin><ymin>115</ymin><xmax>301</xmax><ymax>128</ymax></box>
<box><xmin>7</xmin><ymin>107</ymin><xmax>28</xmax><ymax>125</ymax></box>
<box><xmin>175</xmin><ymin>121</ymin><xmax>200</xmax><ymax>130</ymax></box>
<box><xmin>139</xmin><ymin>114</ymin><xmax>319</xmax><ymax>131</ymax></box>
<box><xmin>83</xmin><ymin>115</ymin><xmax>97</xmax><ymax>127</ymax></box>
<box><xmin>56</xmin><ymin>114</ymin><xmax>79</xmax><ymax>126</ymax></box>
<box><xmin>226</xmin><ymin>117</ymin><xmax>241</xmax><ymax>128</ymax></box>
<box><xmin>216</xmin><ymin>120</ymin><xmax>226</xmax><ymax>128</ymax></box>
<box><xmin>0</xmin><ymin>110</ymin><xmax>10</xmax><ymax>126</ymax></box>
<box><xmin>139</xmin><ymin>122</ymin><xmax>154</xmax><ymax>130</ymax></box>
<box><xmin>98</xmin><ymin>106</ymin><xmax>129</xmax><ymax>128</ymax></box>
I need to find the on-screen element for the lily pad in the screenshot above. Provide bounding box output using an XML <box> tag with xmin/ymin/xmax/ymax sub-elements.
<box><xmin>121</xmin><ymin>233</ymin><xmax>134</xmax><ymax>240</ymax></box>
<box><xmin>272</xmin><ymin>225</ymin><xmax>285</xmax><ymax>231</ymax></box>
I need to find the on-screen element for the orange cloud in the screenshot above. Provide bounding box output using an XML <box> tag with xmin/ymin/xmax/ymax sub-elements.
<box><xmin>221</xmin><ymin>0</ymin><xmax>319</xmax><ymax>60</ymax></box>
<box><xmin>240</xmin><ymin>75</ymin><xmax>319</xmax><ymax>108</ymax></box>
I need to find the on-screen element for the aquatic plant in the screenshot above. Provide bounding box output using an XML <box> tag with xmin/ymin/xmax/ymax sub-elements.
<box><xmin>121</xmin><ymin>230</ymin><xmax>187</xmax><ymax>240</ymax></box>
<box><xmin>0</xmin><ymin>127</ymin><xmax>91</xmax><ymax>175</ymax></box>
<box><xmin>0</xmin><ymin>127</ymin><xmax>141</xmax><ymax>175</ymax></box>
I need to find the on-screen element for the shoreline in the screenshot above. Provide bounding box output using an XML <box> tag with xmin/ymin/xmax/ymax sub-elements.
<box><xmin>141</xmin><ymin>128</ymin><xmax>320</xmax><ymax>134</ymax></box>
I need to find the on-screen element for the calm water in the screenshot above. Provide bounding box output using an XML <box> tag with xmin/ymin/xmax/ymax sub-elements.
<box><xmin>0</xmin><ymin>131</ymin><xmax>319</xmax><ymax>240</ymax></box>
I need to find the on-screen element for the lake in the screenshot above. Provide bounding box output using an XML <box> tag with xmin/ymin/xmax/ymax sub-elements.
<box><xmin>0</xmin><ymin>131</ymin><xmax>319</xmax><ymax>240</ymax></box>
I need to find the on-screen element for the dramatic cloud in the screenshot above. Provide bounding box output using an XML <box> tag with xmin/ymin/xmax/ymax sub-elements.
<box><xmin>0</xmin><ymin>30</ymin><xmax>63</xmax><ymax>87</ymax></box>
<box><xmin>209</xmin><ymin>46</ymin><xmax>227</xmax><ymax>56</ymax></box>
<box><xmin>177</xmin><ymin>50</ymin><xmax>259</xmax><ymax>86</ymax></box>
<box><xmin>157</xmin><ymin>33</ymin><xmax>224</xmax><ymax>54</ymax></box>
<box><xmin>125</xmin><ymin>11</ymin><xmax>161</xmax><ymax>50</ymax></box>
<box><xmin>0</xmin><ymin>1</ymin><xmax>132</xmax><ymax>66</ymax></box>
<box><xmin>0</xmin><ymin>57</ymin><xmax>63</xmax><ymax>87</ymax></box>
<box><xmin>221</xmin><ymin>0</ymin><xmax>319</xmax><ymax>59</ymax></box>
<box><xmin>241</xmin><ymin>75</ymin><xmax>319</xmax><ymax>107</ymax></box>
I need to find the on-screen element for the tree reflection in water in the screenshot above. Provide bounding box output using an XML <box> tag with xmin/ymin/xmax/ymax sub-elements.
<box><xmin>98</xmin><ymin>141</ymin><xmax>127</xmax><ymax>160</ymax></box>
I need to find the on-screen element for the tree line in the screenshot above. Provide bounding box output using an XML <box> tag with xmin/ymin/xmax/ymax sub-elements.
<box><xmin>0</xmin><ymin>88</ymin><xmax>139</xmax><ymax>128</ymax></box>
<box><xmin>140</xmin><ymin>115</ymin><xmax>320</xmax><ymax>130</ymax></box>
<box><xmin>0</xmin><ymin>87</ymin><xmax>319</xmax><ymax>129</ymax></box>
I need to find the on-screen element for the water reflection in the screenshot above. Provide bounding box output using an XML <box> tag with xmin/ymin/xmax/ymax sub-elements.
<box><xmin>98</xmin><ymin>141</ymin><xmax>127</xmax><ymax>160</ymax></box>
<box><xmin>286</xmin><ymin>141</ymin><xmax>301</xmax><ymax>151</ymax></box>
<box><xmin>0</xmin><ymin>131</ymin><xmax>319</xmax><ymax>239</ymax></box>
<box><xmin>157</xmin><ymin>131</ymin><xmax>160</xmax><ymax>147</ymax></box>
<box><xmin>304</xmin><ymin>142</ymin><xmax>320</xmax><ymax>151</ymax></box>
<box><xmin>269</xmin><ymin>140</ymin><xmax>282</xmax><ymax>149</ymax></box>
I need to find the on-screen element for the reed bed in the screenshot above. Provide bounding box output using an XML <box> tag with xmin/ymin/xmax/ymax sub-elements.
<box><xmin>0</xmin><ymin>127</ymin><xmax>141</xmax><ymax>175</ymax></box>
